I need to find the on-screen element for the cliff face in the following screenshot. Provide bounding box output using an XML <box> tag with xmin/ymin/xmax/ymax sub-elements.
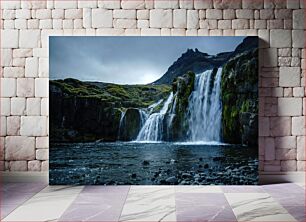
<box><xmin>165</xmin><ymin>71</ymin><xmax>195</xmax><ymax>141</ymax></box>
<box><xmin>49</xmin><ymin>79</ymin><xmax>171</xmax><ymax>142</ymax></box>
<box><xmin>50</xmin><ymin>87</ymin><xmax>122</xmax><ymax>142</ymax></box>
<box><xmin>221</xmin><ymin>48</ymin><xmax>258</xmax><ymax>146</ymax></box>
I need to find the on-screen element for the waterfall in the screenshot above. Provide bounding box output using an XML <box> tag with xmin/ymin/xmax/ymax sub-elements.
<box><xmin>187</xmin><ymin>68</ymin><xmax>223</xmax><ymax>142</ymax></box>
<box><xmin>117</xmin><ymin>110</ymin><xmax>126</xmax><ymax>139</ymax></box>
<box><xmin>136</xmin><ymin>92</ymin><xmax>174</xmax><ymax>141</ymax></box>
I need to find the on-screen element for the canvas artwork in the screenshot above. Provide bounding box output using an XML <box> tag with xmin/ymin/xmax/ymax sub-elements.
<box><xmin>49</xmin><ymin>36</ymin><xmax>258</xmax><ymax>185</ymax></box>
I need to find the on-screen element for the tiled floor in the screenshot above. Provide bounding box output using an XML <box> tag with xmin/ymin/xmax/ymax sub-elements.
<box><xmin>1</xmin><ymin>183</ymin><xmax>305</xmax><ymax>222</ymax></box>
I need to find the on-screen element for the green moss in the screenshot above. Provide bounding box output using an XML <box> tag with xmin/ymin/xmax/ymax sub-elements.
<box><xmin>221</xmin><ymin>49</ymin><xmax>258</xmax><ymax>144</ymax></box>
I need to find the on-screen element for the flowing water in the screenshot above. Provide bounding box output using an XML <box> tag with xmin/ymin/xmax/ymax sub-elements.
<box><xmin>50</xmin><ymin>142</ymin><xmax>258</xmax><ymax>185</ymax></box>
<box><xmin>187</xmin><ymin>68</ymin><xmax>223</xmax><ymax>142</ymax></box>
<box><xmin>136</xmin><ymin>92</ymin><xmax>174</xmax><ymax>141</ymax></box>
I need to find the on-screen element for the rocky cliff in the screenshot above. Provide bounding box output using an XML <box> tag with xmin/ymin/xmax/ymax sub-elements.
<box><xmin>221</xmin><ymin>48</ymin><xmax>258</xmax><ymax>146</ymax></box>
<box><xmin>49</xmin><ymin>79</ymin><xmax>170</xmax><ymax>142</ymax></box>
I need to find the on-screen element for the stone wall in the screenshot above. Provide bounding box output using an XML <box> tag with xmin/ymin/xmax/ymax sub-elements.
<box><xmin>0</xmin><ymin>0</ymin><xmax>305</xmax><ymax>172</ymax></box>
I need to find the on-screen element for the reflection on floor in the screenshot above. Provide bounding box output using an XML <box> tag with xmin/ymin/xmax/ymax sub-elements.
<box><xmin>1</xmin><ymin>182</ymin><xmax>304</xmax><ymax>221</ymax></box>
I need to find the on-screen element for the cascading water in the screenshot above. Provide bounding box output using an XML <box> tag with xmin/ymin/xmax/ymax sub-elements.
<box><xmin>187</xmin><ymin>68</ymin><xmax>223</xmax><ymax>142</ymax></box>
<box><xmin>117</xmin><ymin>110</ymin><xmax>126</xmax><ymax>139</ymax></box>
<box><xmin>136</xmin><ymin>92</ymin><xmax>174</xmax><ymax>141</ymax></box>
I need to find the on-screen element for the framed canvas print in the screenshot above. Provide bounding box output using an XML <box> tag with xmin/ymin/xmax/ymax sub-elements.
<box><xmin>49</xmin><ymin>36</ymin><xmax>258</xmax><ymax>185</ymax></box>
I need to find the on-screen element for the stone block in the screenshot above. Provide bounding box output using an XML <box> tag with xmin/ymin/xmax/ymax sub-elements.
<box><xmin>213</xmin><ymin>0</ymin><xmax>242</xmax><ymax>9</ymax></box>
<box><xmin>39</xmin><ymin>58</ymin><xmax>49</xmax><ymax>77</ymax></box>
<box><xmin>187</xmin><ymin>10</ymin><xmax>199</xmax><ymax>29</ymax></box>
<box><xmin>206</xmin><ymin>9</ymin><xmax>222</xmax><ymax>19</ymax></box>
<box><xmin>292</xmin><ymin>30</ymin><xmax>305</xmax><ymax>48</ymax></box>
<box><xmin>54</xmin><ymin>1</ymin><xmax>77</xmax><ymax>9</ymax></box>
<box><xmin>9</xmin><ymin>161</ymin><xmax>27</xmax><ymax>171</ymax></box>
<box><xmin>179</xmin><ymin>0</ymin><xmax>193</xmax><ymax>9</ymax></box>
<box><xmin>279</xmin><ymin>67</ymin><xmax>300</xmax><ymax>87</ymax></box>
<box><xmin>293</xmin><ymin>87</ymin><xmax>304</xmax><ymax>97</ymax></box>
<box><xmin>35</xmin><ymin>78</ymin><xmax>49</xmax><ymax>98</ymax></box>
<box><xmin>137</xmin><ymin>20</ymin><xmax>149</xmax><ymax>28</ymax></box>
<box><xmin>98</xmin><ymin>0</ymin><xmax>121</xmax><ymax>9</ymax></box>
<box><xmin>1</xmin><ymin>30</ymin><xmax>19</xmax><ymax>48</ymax></box>
<box><xmin>297</xmin><ymin>161</ymin><xmax>305</xmax><ymax>171</ymax></box>
<box><xmin>232</xmin><ymin>19</ymin><xmax>249</xmax><ymax>29</ymax></box>
<box><xmin>20</xmin><ymin>116</ymin><xmax>48</xmax><ymax>136</ymax></box>
<box><xmin>137</xmin><ymin>10</ymin><xmax>149</xmax><ymax>19</ymax></box>
<box><xmin>242</xmin><ymin>0</ymin><xmax>263</xmax><ymax>9</ymax></box>
<box><xmin>223</xmin><ymin>9</ymin><xmax>235</xmax><ymax>19</ymax></box>
<box><xmin>236</xmin><ymin>9</ymin><xmax>254</xmax><ymax>19</ymax></box>
<box><xmin>35</xmin><ymin>9</ymin><xmax>51</xmax><ymax>19</ymax></box>
<box><xmin>259</xmin><ymin>117</ymin><xmax>269</xmax><ymax>136</ymax></box>
<box><xmin>83</xmin><ymin>8</ymin><xmax>91</xmax><ymax>28</ymax></box>
<box><xmin>275</xmin><ymin>136</ymin><xmax>297</xmax><ymax>149</ymax></box>
<box><xmin>270</xmin><ymin>29</ymin><xmax>291</xmax><ymax>48</ymax></box>
<box><xmin>114</xmin><ymin>9</ymin><xmax>136</xmax><ymax>18</ymax></box>
<box><xmin>65</xmin><ymin>9</ymin><xmax>82</xmax><ymax>19</ymax></box>
<box><xmin>3</xmin><ymin>67</ymin><xmax>24</xmax><ymax>78</ymax></box>
<box><xmin>292</xmin><ymin>116</ymin><xmax>305</xmax><ymax>136</ymax></box>
<box><xmin>25</xmin><ymin>57</ymin><xmax>38</xmax><ymax>77</ymax></box>
<box><xmin>28</xmin><ymin>160</ymin><xmax>41</xmax><ymax>171</ymax></box>
<box><xmin>1</xmin><ymin>117</ymin><xmax>6</xmax><ymax>137</ymax></box>
<box><xmin>270</xmin><ymin>117</ymin><xmax>291</xmax><ymax>136</ymax></box>
<box><xmin>41</xmin><ymin>161</ymin><xmax>49</xmax><ymax>171</ymax></box>
<box><xmin>78</xmin><ymin>0</ymin><xmax>97</xmax><ymax>8</ymax></box>
<box><xmin>16</xmin><ymin>78</ymin><xmax>34</xmax><ymax>97</ymax></box>
<box><xmin>150</xmin><ymin>9</ymin><xmax>172</xmax><ymax>28</ymax></box>
<box><xmin>7</xmin><ymin>116</ymin><xmax>20</xmax><ymax>136</ymax></box>
<box><xmin>92</xmin><ymin>9</ymin><xmax>113</xmax><ymax>28</ymax></box>
<box><xmin>276</xmin><ymin>148</ymin><xmax>297</xmax><ymax>160</ymax></box>
<box><xmin>194</xmin><ymin>0</ymin><xmax>213</xmax><ymax>9</ymax></box>
<box><xmin>173</xmin><ymin>9</ymin><xmax>187</xmax><ymax>28</ymax></box>
<box><xmin>26</xmin><ymin>98</ymin><xmax>41</xmax><ymax>116</ymax></box>
<box><xmin>263</xmin><ymin>48</ymin><xmax>277</xmax><ymax>67</ymax></box>
<box><xmin>41</xmin><ymin>98</ymin><xmax>49</xmax><ymax>116</ymax></box>
<box><xmin>13</xmin><ymin>49</ymin><xmax>32</xmax><ymax>58</ymax></box>
<box><xmin>278</xmin><ymin>98</ymin><xmax>302</xmax><ymax>116</ymax></box>
<box><xmin>1</xmin><ymin>78</ymin><xmax>16</xmax><ymax>98</ymax></box>
<box><xmin>122</xmin><ymin>0</ymin><xmax>145</xmax><ymax>9</ymax></box>
<box><xmin>287</xmin><ymin>0</ymin><xmax>300</xmax><ymax>9</ymax></box>
<box><xmin>19</xmin><ymin>30</ymin><xmax>41</xmax><ymax>48</ymax></box>
<box><xmin>140</xmin><ymin>28</ymin><xmax>161</xmax><ymax>36</ymax></box>
<box><xmin>281</xmin><ymin>160</ymin><xmax>297</xmax><ymax>171</ymax></box>
<box><xmin>11</xmin><ymin>98</ymin><xmax>26</xmax><ymax>115</ymax></box>
<box><xmin>2</xmin><ymin>9</ymin><xmax>16</xmax><ymax>19</ymax></box>
<box><xmin>297</xmin><ymin>136</ymin><xmax>305</xmax><ymax>161</ymax></box>
<box><xmin>218</xmin><ymin>20</ymin><xmax>232</xmax><ymax>29</ymax></box>
<box><xmin>275</xmin><ymin>9</ymin><xmax>292</xmax><ymax>19</ymax></box>
<box><xmin>52</xmin><ymin>9</ymin><xmax>64</xmax><ymax>19</ymax></box>
<box><xmin>36</xmin><ymin>137</ymin><xmax>49</xmax><ymax>149</ymax></box>
<box><xmin>265</xmin><ymin>137</ymin><xmax>275</xmax><ymax>160</ymax></box>
<box><xmin>154</xmin><ymin>0</ymin><xmax>178</xmax><ymax>9</ymax></box>
<box><xmin>5</xmin><ymin>136</ymin><xmax>35</xmax><ymax>160</ymax></box>
<box><xmin>293</xmin><ymin>9</ymin><xmax>305</xmax><ymax>29</ymax></box>
<box><xmin>1</xmin><ymin>49</ymin><xmax>12</xmax><ymax>67</ymax></box>
<box><xmin>114</xmin><ymin>19</ymin><xmax>137</xmax><ymax>28</ymax></box>
<box><xmin>1</xmin><ymin>98</ymin><xmax>10</xmax><ymax>116</ymax></box>
<box><xmin>1</xmin><ymin>1</ymin><xmax>20</xmax><ymax>9</ymax></box>
<box><xmin>36</xmin><ymin>149</ymin><xmax>48</xmax><ymax>160</ymax></box>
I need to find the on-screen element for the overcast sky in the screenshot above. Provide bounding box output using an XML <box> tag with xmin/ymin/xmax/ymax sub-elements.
<box><xmin>50</xmin><ymin>36</ymin><xmax>245</xmax><ymax>85</ymax></box>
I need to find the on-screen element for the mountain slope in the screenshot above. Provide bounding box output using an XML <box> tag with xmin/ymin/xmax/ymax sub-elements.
<box><xmin>152</xmin><ymin>36</ymin><xmax>258</xmax><ymax>85</ymax></box>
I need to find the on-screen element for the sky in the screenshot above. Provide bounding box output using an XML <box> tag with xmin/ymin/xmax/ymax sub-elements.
<box><xmin>50</xmin><ymin>36</ymin><xmax>245</xmax><ymax>85</ymax></box>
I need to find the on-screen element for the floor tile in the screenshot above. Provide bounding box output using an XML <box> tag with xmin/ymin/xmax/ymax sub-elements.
<box><xmin>119</xmin><ymin>186</ymin><xmax>176</xmax><ymax>222</ymax></box>
<box><xmin>175</xmin><ymin>185</ymin><xmax>222</xmax><ymax>193</ymax></box>
<box><xmin>225</xmin><ymin>193</ymin><xmax>297</xmax><ymax>221</ymax></box>
<box><xmin>3</xmin><ymin>186</ymin><xmax>84</xmax><ymax>221</ymax></box>
<box><xmin>222</xmin><ymin>185</ymin><xmax>264</xmax><ymax>193</ymax></box>
<box><xmin>1</xmin><ymin>182</ymin><xmax>47</xmax><ymax>193</ymax></box>
<box><xmin>270</xmin><ymin>192</ymin><xmax>305</xmax><ymax>206</ymax></box>
<box><xmin>263</xmin><ymin>183</ymin><xmax>304</xmax><ymax>193</ymax></box>
<box><xmin>176</xmin><ymin>193</ymin><xmax>236</xmax><ymax>222</ymax></box>
<box><xmin>282</xmin><ymin>205</ymin><xmax>305</xmax><ymax>222</ymax></box>
<box><xmin>59</xmin><ymin>186</ymin><xmax>130</xmax><ymax>221</ymax></box>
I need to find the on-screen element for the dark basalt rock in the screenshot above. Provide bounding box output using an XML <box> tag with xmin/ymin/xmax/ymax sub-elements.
<box><xmin>118</xmin><ymin>108</ymin><xmax>142</xmax><ymax>141</ymax></box>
